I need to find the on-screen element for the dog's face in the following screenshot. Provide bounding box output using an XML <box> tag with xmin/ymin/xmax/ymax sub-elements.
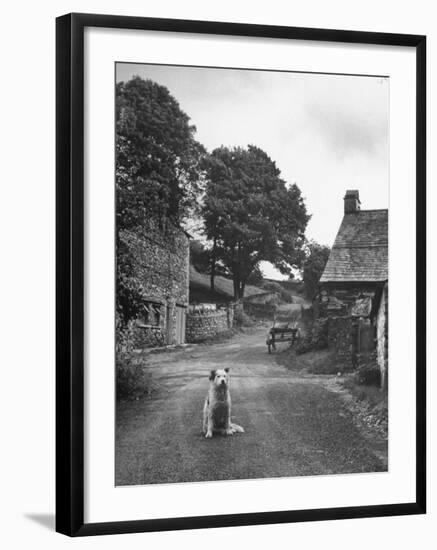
<box><xmin>209</xmin><ymin>368</ymin><xmax>230</xmax><ymax>388</ymax></box>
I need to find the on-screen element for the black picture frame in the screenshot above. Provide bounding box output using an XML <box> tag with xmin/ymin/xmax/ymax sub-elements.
<box><xmin>56</xmin><ymin>12</ymin><xmax>426</xmax><ymax>537</ymax></box>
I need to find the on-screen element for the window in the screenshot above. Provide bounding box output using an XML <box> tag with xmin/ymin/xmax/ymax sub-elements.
<box><xmin>141</xmin><ymin>302</ymin><xmax>162</xmax><ymax>326</ymax></box>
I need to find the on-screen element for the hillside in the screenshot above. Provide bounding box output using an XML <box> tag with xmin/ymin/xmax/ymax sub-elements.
<box><xmin>189</xmin><ymin>266</ymin><xmax>264</xmax><ymax>302</ymax></box>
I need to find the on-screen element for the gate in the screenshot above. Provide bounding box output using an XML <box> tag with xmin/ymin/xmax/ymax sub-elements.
<box><xmin>175</xmin><ymin>305</ymin><xmax>186</xmax><ymax>345</ymax></box>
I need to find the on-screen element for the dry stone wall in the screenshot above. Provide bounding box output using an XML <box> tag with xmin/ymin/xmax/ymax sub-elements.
<box><xmin>186</xmin><ymin>305</ymin><xmax>234</xmax><ymax>343</ymax></box>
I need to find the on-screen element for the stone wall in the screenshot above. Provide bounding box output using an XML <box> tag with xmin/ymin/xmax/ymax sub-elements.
<box><xmin>186</xmin><ymin>304</ymin><xmax>234</xmax><ymax>343</ymax></box>
<box><xmin>131</xmin><ymin>324</ymin><xmax>165</xmax><ymax>349</ymax></box>
<box><xmin>376</xmin><ymin>283</ymin><xmax>388</xmax><ymax>390</ymax></box>
<box><xmin>118</xmin><ymin>218</ymin><xmax>189</xmax><ymax>348</ymax></box>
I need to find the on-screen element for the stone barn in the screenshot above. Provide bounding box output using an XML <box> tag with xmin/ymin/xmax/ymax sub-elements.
<box><xmin>119</xmin><ymin>219</ymin><xmax>190</xmax><ymax>348</ymax></box>
<box><xmin>317</xmin><ymin>190</ymin><xmax>388</xmax><ymax>389</ymax></box>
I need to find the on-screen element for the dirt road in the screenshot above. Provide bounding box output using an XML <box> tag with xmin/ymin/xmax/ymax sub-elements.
<box><xmin>116</xmin><ymin>326</ymin><xmax>386</xmax><ymax>485</ymax></box>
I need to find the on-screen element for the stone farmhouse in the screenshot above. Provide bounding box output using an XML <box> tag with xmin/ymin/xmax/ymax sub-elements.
<box><xmin>123</xmin><ymin>219</ymin><xmax>190</xmax><ymax>348</ymax></box>
<box><xmin>317</xmin><ymin>190</ymin><xmax>388</xmax><ymax>389</ymax></box>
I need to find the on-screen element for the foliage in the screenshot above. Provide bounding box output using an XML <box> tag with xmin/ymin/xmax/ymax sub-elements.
<box><xmin>302</xmin><ymin>240</ymin><xmax>331</xmax><ymax>298</ymax></box>
<box><xmin>234</xmin><ymin>309</ymin><xmax>255</xmax><ymax>327</ymax></box>
<box><xmin>116</xmin><ymin>315</ymin><xmax>142</xmax><ymax>398</ymax></box>
<box><xmin>305</xmin><ymin>350</ymin><xmax>339</xmax><ymax>374</ymax></box>
<box><xmin>201</xmin><ymin>145</ymin><xmax>309</xmax><ymax>299</ymax></box>
<box><xmin>261</xmin><ymin>280</ymin><xmax>294</xmax><ymax>303</ymax></box>
<box><xmin>295</xmin><ymin>333</ymin><xmax>313</xmax><ymax>355</ymax></box>
<box><xmin>295</xmin><ymin>318</ymin><xmax>328</xmax><ymax>354</ymax></box>
<box><xmin>116</xmin><ymin>352</ymin><xmax>145</xmax><ymax>399</ymax></box>
<box><xmin>312</xmin><ymin>318</ymin><xmax>329</xmax><ymax>349</ymax></box>
<box><xmin>116</xmin><ymin>76</ymin><xmax>205</xmax><ymax>322</ymax></box>
<box><xmin>354</xmin><ymin>360</ymin><xmax>381</xmax><ymax>386</ymax></box>
<box><xmin>189</xmin><ymin>239</ymin><xmax>211</xmax><ymax>273</ymax></box>
<box><xmin>116</xmin><ymin>76</ymin><xmax>205</xmax><ymax>229</ymax></box>
<box><xmin>246</xmin><ymin>265</ymin><xmax>264</xmax><ymax>286</ymax></box>
<box><xmin>116</xmin><ymin>313</ymin><xmax>154</xmax><ymax>399</ymax></box>
<box><xmin>116</xmin><ymin>229</ymin><xmax>148</xmax><ymax>323</ymax></box>
<box><xmin>115</xmin><ymin>312</ymin><xmax>137</xmax><ymax>352</ymax></box>
<box><xmin>261</xmin><ymin>280</ymin><xmax>283</xmax><ymax>293</ymax></box>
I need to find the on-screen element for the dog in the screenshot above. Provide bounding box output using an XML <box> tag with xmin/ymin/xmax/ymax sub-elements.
<box><xmin>203</xmin><ymin>367</ymin><xmax>245</xmax><ymax>438</ymax></box>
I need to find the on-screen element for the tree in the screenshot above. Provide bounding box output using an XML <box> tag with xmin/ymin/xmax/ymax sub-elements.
<box><xmin>302</xmin><ymin>241</ymin><xmax>331</xmax><ymax>298</ymax></box>
<box><xmin>246</xmin><ymin>265</ymin><xmax>264</xmax><ymax>286</ymax></box>
<box><xmin>189</xmin><ymin>240</ymin><xmax>210</xmax><ymax>273</ymax></box>
<box><xmin>201</xmin><ymin>145</ymin><xmax>309</xmax><ymax>300</ymax></box>
<box><xmin>115</xmin><ymin>77</ymin><xmax>205</xmax><ymax>322</ymax></box>
<box><xmin>116</xmin><ymin>76</ymin><xmax>205</xmax><ymax>231</ymax></box>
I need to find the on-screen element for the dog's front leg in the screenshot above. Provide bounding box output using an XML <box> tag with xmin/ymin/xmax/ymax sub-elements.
<box><xmin>205</xmin><ymin>413</ymin><xmax>214</xmax><ymax>438</ymax></box>
<box><xmin>202</xmin><ymin>400</ymin><xmax>209</xmax><ymax>435</ymax></box>
<box><xmin>225</xmin><ymin>410</ymin><xmax>235</xmax><ymax>435</ymax></box>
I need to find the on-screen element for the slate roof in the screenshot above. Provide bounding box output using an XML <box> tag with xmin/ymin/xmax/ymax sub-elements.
<box><xmin>320</xmin><ymin>209</ymin><xmax>388</xmax><ymax>283</ymax></box>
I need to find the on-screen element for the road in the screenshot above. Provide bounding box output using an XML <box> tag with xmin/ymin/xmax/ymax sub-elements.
<box><xmin>116</xmin><ymin>326</ymin><xmax>386</xmax><ymax>486</ymax></box>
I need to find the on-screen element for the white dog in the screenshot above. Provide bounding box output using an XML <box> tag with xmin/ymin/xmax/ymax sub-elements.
<box><xmin>203</xmin><ymin>368</ymin><xmax>245</xmax><ymax>438</ymax></box>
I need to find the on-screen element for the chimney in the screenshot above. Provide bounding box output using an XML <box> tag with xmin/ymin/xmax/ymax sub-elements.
<box><xmin>344</xmin><ymin>190</ymin><xmax>361</xmax><ymax>214</ymax></box>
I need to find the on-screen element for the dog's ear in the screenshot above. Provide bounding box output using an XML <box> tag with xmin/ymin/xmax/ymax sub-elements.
<box><xmin>224</xmin><ymin>367</ymin><xmax>230</xmax><ymax>373</ymax></box>
<box><xmin>209</xmin><ymin>369</ymin><xmax>216</xmax><ymax>381</ymax></box>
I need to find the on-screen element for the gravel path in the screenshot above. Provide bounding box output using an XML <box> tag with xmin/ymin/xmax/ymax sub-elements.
<box><xmin>116</xmin><ymin>327</ymin><xmax>386</xmax><ymax>485</ymax></box>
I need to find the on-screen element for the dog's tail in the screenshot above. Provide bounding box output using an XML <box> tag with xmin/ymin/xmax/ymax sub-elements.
<box><xmin>230</xmin><ymin>422</ymin><xmax>245</xmax><ymax>433</ymax></box>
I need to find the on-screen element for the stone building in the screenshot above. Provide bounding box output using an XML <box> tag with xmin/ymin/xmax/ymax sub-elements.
<box><xmin>120</xmin><ymin>219</ymin><xmax>190</xmax><ymax>348</ymax></box>
<box><xmin>317</xmin><ymin>190</ymin><xmax>388</xmax><ymax>389</ymax></box>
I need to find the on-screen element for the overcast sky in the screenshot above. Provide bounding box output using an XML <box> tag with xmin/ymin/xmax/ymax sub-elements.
<box><xmin>116</xmin><ymin>63</ymin><xmax>389</xmax><ymax>279</ymax></box>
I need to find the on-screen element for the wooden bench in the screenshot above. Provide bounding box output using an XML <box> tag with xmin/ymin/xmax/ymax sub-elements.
<box><xmin>266</xmin><ymin>325</ymin><xmax>299</xmax><ymax>353</ymax></box>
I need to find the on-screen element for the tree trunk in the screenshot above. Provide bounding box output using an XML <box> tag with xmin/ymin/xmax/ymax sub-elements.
<box><xmin>210</xmin><ymin>235</ymin><xmax>216</xmax><ymax>292</ymax></box>
<box><xmin>233</xmin><ymin>277</ymin><xmax>246</xmax><ymax>300</ymax></box>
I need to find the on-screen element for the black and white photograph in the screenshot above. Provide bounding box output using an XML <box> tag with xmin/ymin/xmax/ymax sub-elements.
<box><xmin>0</xmin><ymin>0</ymin><xmax>431</xmax><ymax>546</ymax></box>
<box><xmin>115</xmin><ymin>63</ymin><xmax>389</xmax><ymax>486</ymax></box>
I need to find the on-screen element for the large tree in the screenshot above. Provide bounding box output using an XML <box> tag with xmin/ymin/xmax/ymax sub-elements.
<box><xmin>115</xmin><ymin>77</ymin><xmax>204</xmax><ymax>322</ymax></box>
<box><xmin>116</xmin><ymin>76</ymin><xmax>205</xmax><ymax>230</ymax></box>
<box><xmin>302</xmin><ymin>240</ymin><xmax>331</xmax><ymax>298</ymax></box>
<box><xmin>202</xmin><ymin>145</ymin><xmax>309</xmax><ymax>299</ymax></box>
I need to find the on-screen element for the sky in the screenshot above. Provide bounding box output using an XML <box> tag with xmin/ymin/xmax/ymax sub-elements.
<box><xmin>116</xmin><ymin>63</ymin><xmax>389</xmax><ymax>280</ymax></box>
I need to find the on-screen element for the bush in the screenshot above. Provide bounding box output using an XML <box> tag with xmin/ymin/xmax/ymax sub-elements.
<box><xmin>312</xmin><ymin>318</ymin><xmax>328</xmax><ymax>349</ymax></box>
<box><xmin>116</xmin><ymin>312</ymin><xmax>136</xmax><ymax>352</ymax></box>
<box><xmin>295</xmin><ymin>333</ymin><xmax>313</xmax><ymax>355</ymax></box>
<box><xmin>261</xmin><ymin>281</ymin><xmax>296</xmax><ymax>304</ymax></box>
<box><xmin>116</xmin><ymin>352</ymin><xmax>143</xmax><ymax>399</ymax></box>
<box><xmin>354</xmin><ymin>361</ymin><xmax>381</xmax><ymax>386</ymax></box>
<box><xmin>261</xmin><ymin>280</ymin><xmax>283</xmax><ymax>293</ymax></box>
<box><xmin>295</xmin><ymin>318</ymin><xmax>328</xmax><ymax>354</ymax></box>
<box><xmin>279</xmin><ymin>289</ymin><xmax>295</xmax><ymax>303</ymax></box>
<box><xmin>234</xmin><ymin>309</ymin><xmax>255</xmax><ymax>327</ymax></box>
<box><xmin>115</xmin><ymin>313</ymin><xmax>154</xmax><ymax>399</ymax></box>
<box><xmin>305</xmin><ymin>350</ymin><xmax>340</xmax><ymax>374</ymax></box>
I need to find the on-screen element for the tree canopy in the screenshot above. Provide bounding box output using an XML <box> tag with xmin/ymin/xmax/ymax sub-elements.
<box><xmin>302</xmin><ymin>240</ymin><xmax>331</xmax><ymax>298</ymax></box>
<box><xmin>116</xmin><ymin>77</ymin><xmax>205</xmax><ymax>322</ymax></box>
<box><xmin>116</xmin><ymin>76</ymin><xmax>205</xmax><ymax>230</ymax></box>
<box><xmin>202</xmin><ymin>145</ymin><xmax>309</xmax><ymax>299</ymax></box>
<box><xmin>189</xmin><ymin>239</ymin><xmax>210</xmax><ymax>273</ymax></box>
